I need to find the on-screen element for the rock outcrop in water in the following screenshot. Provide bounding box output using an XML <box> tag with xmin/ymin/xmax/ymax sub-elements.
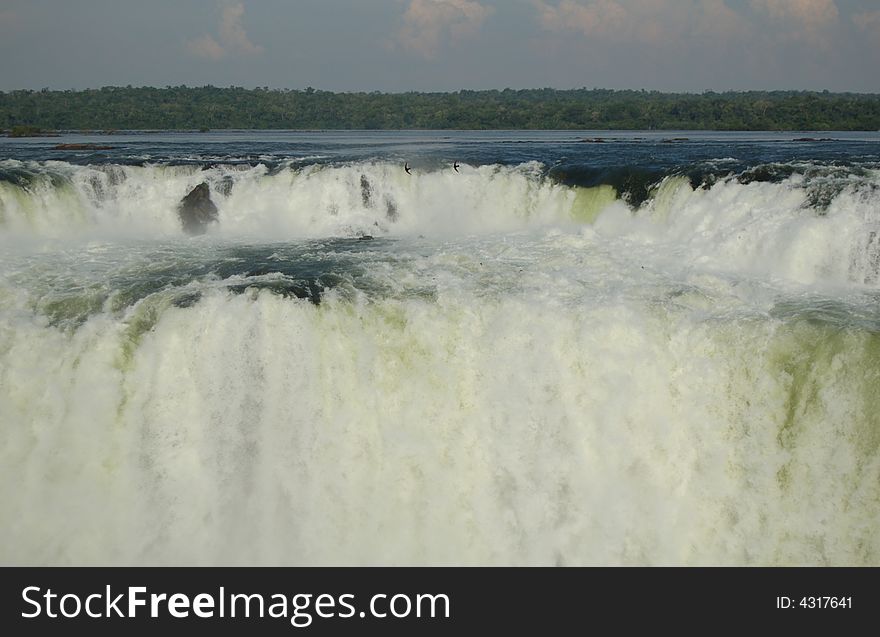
<box><xmin>178</xmin><ymin>182</ymin><xmax>218</xmax><ymax>235</ymax></box>
<box><xmin>53</xmin><ymin>143</ymin><xmax>115</xmax><ymax>150</ymax></box>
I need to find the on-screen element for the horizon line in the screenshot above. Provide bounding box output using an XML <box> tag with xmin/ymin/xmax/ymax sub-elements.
<box><xmin>3</xmin><ymin>85</ymin><xmax>880</xmax><ymax>97</ymax></box>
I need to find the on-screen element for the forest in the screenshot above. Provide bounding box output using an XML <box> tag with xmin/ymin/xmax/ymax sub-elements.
<box><xmin>2</xmin><ymin>86</ymin><xmax>879</xmax><ymax>132</ymax></box>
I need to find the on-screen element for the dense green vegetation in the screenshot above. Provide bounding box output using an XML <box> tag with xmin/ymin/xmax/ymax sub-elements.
<box><xmin>2</xmin><ymin>86</ymin><xmax>879</xmax><ymax>131</ymax></box>
<box><xmin>8</xmin><ymin>125</ymin><xmax>46</xmax><ymax>137</ymax></box>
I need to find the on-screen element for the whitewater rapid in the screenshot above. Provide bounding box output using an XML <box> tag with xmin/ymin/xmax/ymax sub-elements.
<box><xmin>2</xmin><ymin>264</ymin><xmax>878</xmax><ymax>565</ymax></box>
<box><xmin>1</xmin><ymin>141</ymin><xmax>879</xmax><ymax>565</ymax></box>
<box><xmin>2</xmin><ymin>159</ymin><xmax>879</xmax><ymax>287</ymax></box>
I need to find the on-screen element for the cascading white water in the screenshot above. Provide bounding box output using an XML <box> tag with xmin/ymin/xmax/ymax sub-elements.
<box><xmin>1</xmin><ymin>156</ymin><xmax>879</xmax><ymax>565</ymax></box>
<box><xmin>0</xmin><ymin>160</ymin><xmax>578</xmax><ymax>240</ymax></box>
<box><xmin>2</xmin><ymin>160</ymin><xmax>878</xmax><ymax>287</ymax></box>
<box><xmin>2</xmin><ymin>276</ymin><xmax>878</xmax><ymax>565</ymax></box>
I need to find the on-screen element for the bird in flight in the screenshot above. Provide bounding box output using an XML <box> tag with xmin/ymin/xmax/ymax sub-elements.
<box><xmin>404</xmin><ymin>162</ymin><xmax>412</xmax><ymax>175</ymax></box>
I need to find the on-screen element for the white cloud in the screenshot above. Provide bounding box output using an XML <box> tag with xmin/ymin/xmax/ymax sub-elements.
<box><xmin>188</xmin><ymin>34</ymin><xmax>226</xmax><ymax>61</ymax></box>
<box><xmin>396</xmin><ymin>0</ymin><xmax>494</xmax><ymax>58</ymax></box>
<box><xmin>217</xmin><ymin>3</ymin><xmax>263</xmax><ymax>56</ymax></box>
<box><xmin>187</xmin><ymin>2</ymin><xmax>264</xmax><ymax>60</ymax></box>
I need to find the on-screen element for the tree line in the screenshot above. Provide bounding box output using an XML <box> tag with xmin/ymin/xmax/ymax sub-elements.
<box><xmin>2</xmin><ymin>86</ymin><xmax>879</xmax><ymax>131</ymax></box>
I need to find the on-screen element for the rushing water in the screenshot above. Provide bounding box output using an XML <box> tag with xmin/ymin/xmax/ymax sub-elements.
<box><xmin>1</xmin><ymin>130</ymin><xmax>879</xmax><ymax>565</ymax></box>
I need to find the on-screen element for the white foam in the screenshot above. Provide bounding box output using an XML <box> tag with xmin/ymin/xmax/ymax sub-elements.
<box><xmin>0</xmin><ymin>270</ymin><xmax>878</xmax><ymax>565</ymax></box>
<box><xmin>2</xmin><ymin>162</ymin><xmax>879</xmax><ymax>565</ymax></box>
<box><xmin>603</xmin><ymin>175</ymin><xmax>880</xmax><ymax>290</ymax></box>
<box><xmin>3</xmin><ymin>161</ymin><xmax>880</xmax><ymax>288</ymax></box>
<box><xmin>0</xmin><ymin>161</ymin><xmax>578</xmax><ymax>241</ymax></box>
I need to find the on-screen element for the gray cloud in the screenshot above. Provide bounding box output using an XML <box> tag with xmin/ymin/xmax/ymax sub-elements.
<box><xmin>1</xmin><ymin>0</ymin><xmax>878</xmax><ymax>92</ymax></box>
<box><xmin>533</xmin><ymin>0</ymin><xmax>750</xmax><ymax>47</ymax></box>
<box><xmin>750</xmin><ymin>0</ymin><xmax>839</xmax><ymax>47</ymax></box>
<box><xmin>853</xmin><ymin>9</ymin><xmax>880</xmax><ymax>43</ymax></box>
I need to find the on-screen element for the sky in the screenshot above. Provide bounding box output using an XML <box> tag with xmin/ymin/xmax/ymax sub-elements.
<box><xmin>0</xmin><ymin>0</ymin><xmax>878</xmax><ymax>93</ymax></box>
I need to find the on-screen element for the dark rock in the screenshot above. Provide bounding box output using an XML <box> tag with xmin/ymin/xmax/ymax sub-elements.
<box><xmin>178</xmin><ymin>182</ymin><xmax>218</xmax><ymax>235</ymax></box>
<box><xmin>53</xmin><ymin>143</ymin><xmax>115</xmax><ymax>150</ymax></box>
